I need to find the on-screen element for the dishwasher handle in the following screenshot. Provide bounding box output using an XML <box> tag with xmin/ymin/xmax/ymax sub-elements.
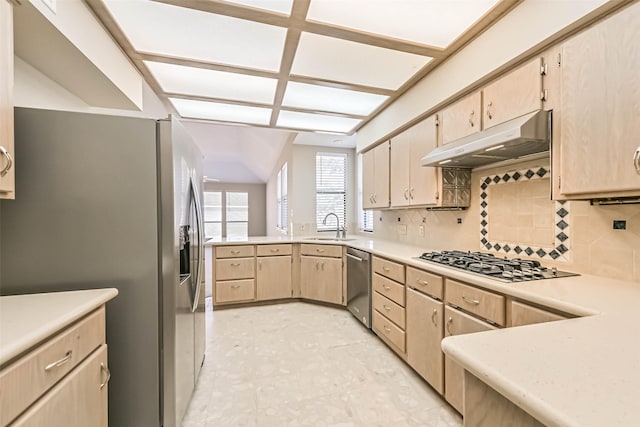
<box><xmin>346</xmin><ymin>253</ymin><xmax>366</xmax><ymax>263</ymax></box>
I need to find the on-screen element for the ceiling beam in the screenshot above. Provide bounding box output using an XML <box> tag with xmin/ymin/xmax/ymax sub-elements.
<box><xmin>269</xmin><ymin>0</ymin><xmax>311</xmax><ymax>127</ymax></box>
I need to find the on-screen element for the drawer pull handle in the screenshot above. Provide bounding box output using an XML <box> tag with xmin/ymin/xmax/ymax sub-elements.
<box><xmin>416</xmin><ymin>279</ymin><xmax>428</xmax><ymax>286</ymax></box>
<box><xmin>383</xmin><ymin>285</ymin><xmax>391</xmax><ymax>291</ymax></box>
<box><xmin>383</xmin><ymin>326</ymin><xmax>391</xmax><ymax>333</ymax></box>
<box><xmin>462</xmin><ymin>295</ymin><xmax>480</xmax><ymax>305</ymax></box>
<box><xmin>383</xmin><ymin>305</ymin><xmax>391</xmax><ymax>311</ymax></box>
<box><xmin>431</xmin><ymin>309</ymin><xmax>438</xmax><ymax>327</ymax></box>
<box><xmin>99</xmin><ymin>363</ymin><xmax>111</xmax><ymax>390</ymax></box>
<box><xmin>634</xmin><ymin>145</ymin><xmax>640</xmax><ymax>175</ymax></box>
<box><xmin>230</xmin><ymin>263</ymin><xmax>240</xmax><ymax>267</ymax></box>
<box><xmin>270</xmin><ymin>248</ymin><xmax>280</xmax><ymax>252</ymax></box>
<box><xmin>446</xmin><ymin>317</ymin><xmax>453</xmax><ymax>335</ymax></box>
<box><xmin>0</xmin><ymin>146</ymin><xmax>13</xmax><ymax>177</ymax></box>
<box><xmin>230</xmin><ymin>250</ymin><xmax>241</xmax><ymax>254</ymax></box>
<box><xmin>231</xmin><ymin>285</ymin><xmax>241</xmax><ymax>289</ymax></box>
<box><xmin>382</xmin><ymin>266</ymin><xmax>391</xmax><ymax>272</ymax></box>
<box><xmin>44</xmin><ymin>351</ymin><xmax>73</xmax><ymax>371</ymax></box>
<box><xmin>316</xmin><ymin>248</ymin><xmax>325</xmax><ymax>253</ymax></box>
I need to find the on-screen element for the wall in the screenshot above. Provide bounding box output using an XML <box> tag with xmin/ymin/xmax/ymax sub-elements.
<box><xmin>360</xmin><ymin>158</ymin><xmax>640</xmax><ymax>283</ymax></box>
<box><xmin>356</xmin><ymin>0</ymin><xmax>611</xmax><ymax>151</ymax></box>
<box><xmin>14</xmin><ymin>57</ymin><xmax>168</xmax><ymax>119</ymax></box>
<box><xmin>203</xmin><ymin>182</ymin><xmax>267</xmax><ymax>237</ymax></box>
<box><xmin>289</xmin><ymin>145</ymin><xmax>356</xmax><ymax>237</ymax></box>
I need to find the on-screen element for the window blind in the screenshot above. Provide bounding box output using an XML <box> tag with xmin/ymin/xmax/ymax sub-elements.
<box><xmin>316</xmin><ymin>153</ymin><xmax>347</xmax><ymax>231</ymax></box>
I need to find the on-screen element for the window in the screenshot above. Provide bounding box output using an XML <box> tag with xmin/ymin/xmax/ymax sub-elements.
<box><xmin>204</xmin><ymin>191</ymin><xmax>222</xmax><ymax>238</ymax></box>
<box><xmin>276</xmin><ymin>162</ymin><xmax>288</xmax><ymax>230</ymax></box>
<box><xmin>226</xmin><ymin>192</ymin><xmax>249</xmax><ymax>239</ymax></box>
<box><xmin>204</xmin><ymin>190</ymin><xmax>249</xmax><ymax>239</ymax></box>
<box><xmin>362</xmin><ymin>210</ymin><xmax>374</xmax><ymax>232</ymax></box>
<box><xmin>316</xmin><ymin>152</ymin><xmax>347</xmax><ymax>231</ymax></box>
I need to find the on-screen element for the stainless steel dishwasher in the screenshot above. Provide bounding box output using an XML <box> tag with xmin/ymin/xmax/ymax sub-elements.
<box><xmin>346</xmin><ymin>247</ymin><xmax>372</xmax><ymax>329</ymax></box>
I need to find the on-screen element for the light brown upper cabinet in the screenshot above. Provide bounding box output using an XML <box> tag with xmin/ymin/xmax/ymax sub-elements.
<box><xmin>440</xmin><ymin>92</ymin><xmax>482</xmax><ymax>145</ymax></box>
<box><xmin>555</xmin><ymin>1</ymin><xmax>640</xmax><ymax>199</ymax></box>
<box><xmin>0</xmin><ymin>0</ymin><xmax>15</xmax><ymax>200</ymax></box>
<box><xmin>482</xmin><ymin>57</ymin><xmax>544</xmax><ymax>129</ymax></box>
<box><xmin>390</xmin><ymin>116</ymin><xmax>439</xmax><ymax>207</ymax></box>
<box><xmin>362</xmin><ymin>141</ymin><xmax>390</xmax><ymax>210</ymax></box>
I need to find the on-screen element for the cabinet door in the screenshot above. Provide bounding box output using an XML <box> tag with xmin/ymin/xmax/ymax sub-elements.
<box><xmin>390</xmin><ymin>130</ymin><xmax>411</xmax><ymax>207</ymax></box>
<box><xmin>510</xmin><ymin>301</ymin><xmax>568</xmax><ymax>327</ymax></box>
<box><xmin>12</xmin><ymin>345</ymin><xmax>109</xmax><ymax>427</ymax></box>
<box><xmin>483</xmin><ymin>57</ymin><xmax>543</xmax><ymax>129</ymax></box>
<box><xmin>406</xmin><ymin>289</ymin><xmax>444</xmax><ymax>394</ymax></box>
<box><xmin>362</xmin><ymin>149</ymin><xmax>375</xmax><ymax>209</ymax></box>
<box><xmin>257</xmin><ymin>256</ymin><xmax>292</xmax><ymax>300</ymax></box>
<box><xmin>0</xmin><ymin>0</ymin><xmax>15</xmax><ymax>199</ymax></box>
<box><xmin>373</xmin><ymin>141</ymin><xmax>390</xmax><ymax>208</ymax></box>
<box><xmin>409</xmin><ymin>116</ymin><xmax>439</xmax><ymax>205</ymax></box>
<box><xmin>300</xmin><ymin>256</ymin><xmax>343</xmax><ymax>305</ymax></box>
<box><xmin>558</xmin><ymin>1</ymin><xmax>640</xmax><ymax>198</ymax></box>
<box><xmin>443</xmin><ymin>306</ymin><xmax>497</xmax><ymax>414</ymax></box>
<box><xmin>440</xmin><ymin>92</ymin><xmax>482</xmax><ymax>144</ymax></box>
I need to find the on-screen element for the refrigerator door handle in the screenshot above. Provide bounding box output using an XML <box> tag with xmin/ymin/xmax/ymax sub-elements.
<box><xmin>190</xmin><ymin>177</ymin><xmax>204</xmax><ymax>313</ymax></box>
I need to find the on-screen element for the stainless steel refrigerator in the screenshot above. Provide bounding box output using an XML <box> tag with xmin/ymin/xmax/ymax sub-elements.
<box><xmin>0</xmin><ymin>107</ymin><xmax>206</xmax><ymax>427</ymax></box>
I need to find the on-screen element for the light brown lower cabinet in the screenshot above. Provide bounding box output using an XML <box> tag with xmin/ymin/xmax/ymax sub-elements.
<box><xmin>300</xmin><ymin>255</ymin><xmax>343</xmax><ymax>305</ymax></box>
<box><xmin>444</xmin><ymin>306</ymin><xmax>498</xmax><ymax>414</ymax></box>
<box><xmin>257</xmin><ymin>255</ymin><xmax>292</xmax><ymax>301</ymax></box>
<box><xmin>12</xmin><ymin>345</ymin><xmax>109</xmax><ymax>427</ymax></box>
<box><xmin>406</xmin><ymin>288</ymin><xmax>444</xmax><ymax>394</ymax></box>
<box><xmin>464</xmin><ymin>371</ymin><xmax>544</xmax><ymax>427</ymax></box>
<box><xmin>510</xmin><ymin>300</ymin><xmax>569</xmax><ymax>327</ymax></box>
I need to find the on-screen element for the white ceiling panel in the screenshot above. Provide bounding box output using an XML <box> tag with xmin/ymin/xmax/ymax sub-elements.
<box><xmin>170</xmin><ymin>98</ymin><xmax>272</xmax><ymax>125</ymax></box>
<box><xmin>104</xmin><ymin>0</ymin><xmax>287</xmax><ymax>71</ymax></box>
<box><xmin>307</xmin><ymin>0</ymin><xmax>501</xmax><ymax>48</ymax></box>
<box><xmin>145</xmin><ymin>61</ymin><xmax>277</xmax><ymax>104</ymax></box>
<box><xmin>282</xmin><ymin>82</ymin><xmax>388</xmax><ymax>116</ymax></box>
<box><xmin>291</xmin><ymin>33</ymin><xmax>432</xmax><ymax>90</ymax></box>
<box><xmin>224</xmin><ymin>0</ymin><xmax>293</xmax><ymax>15</ymax></box>
<box><xmin>277</xmin><ymin>110</ymin><xmax>361</xmax><ymax>133</ymax></box>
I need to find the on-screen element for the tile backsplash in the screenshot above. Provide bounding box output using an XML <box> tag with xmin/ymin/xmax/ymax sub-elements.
<box><xmin>360</xmin><ymin>159</ymin><xmax>640</xmax><ymax>283</ymax></box>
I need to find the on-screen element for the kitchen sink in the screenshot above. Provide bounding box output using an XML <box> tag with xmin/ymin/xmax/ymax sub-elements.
<box><xmin>304</xmin><ymin>237</ymin><xmax>357</xmax><ymax>242</ymax></box>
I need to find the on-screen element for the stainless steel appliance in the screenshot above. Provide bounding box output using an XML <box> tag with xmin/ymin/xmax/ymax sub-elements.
<box><xmin>0</xmin><ymin>108</ymin><xmax>205</xmax><ymax>427</ymax></box>
<box><xmin>417</xmin><ymin>250</ymin><xmax>578</xmax><ymax>282</ymax></box>
<box><xmin>421</xmin><ymin>110</ymin><xmax>551</xmax><ymax>168</ymax></box>
<box><xmin>346</xmin><ymin>247</ymin><xmax>371</xmax><ymax>328</ymax></box>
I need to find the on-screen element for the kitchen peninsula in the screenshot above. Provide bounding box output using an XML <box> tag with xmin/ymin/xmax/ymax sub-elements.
<box><xmin>207</xmin><ymin>236</ymin><xmax>640</xmax><ymax>427</ymax></box>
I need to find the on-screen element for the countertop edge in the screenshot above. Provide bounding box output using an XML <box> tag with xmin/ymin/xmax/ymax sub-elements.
<box><xmin>0</xmin><ymin>288</ymin><xmax>119</xmax><ymax>366</ymax></box>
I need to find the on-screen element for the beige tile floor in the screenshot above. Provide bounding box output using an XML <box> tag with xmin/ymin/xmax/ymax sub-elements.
<box><xmin>182</xmin><ymin>301</ymin><xmax>462</xmax><ymax>427</ymax></box>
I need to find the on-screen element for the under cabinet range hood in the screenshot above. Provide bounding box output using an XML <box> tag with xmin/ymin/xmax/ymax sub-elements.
<box><xmin>421</xmin><ymin>110</ymin><xmax>551</xmax><ymax>168</ymax></box>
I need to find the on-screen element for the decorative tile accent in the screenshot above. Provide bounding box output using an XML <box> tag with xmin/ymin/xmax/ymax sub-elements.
<box><xmin>480</xmin><ymin>167</ymin><xmax>571</xmax><ymax>262</ymax></box>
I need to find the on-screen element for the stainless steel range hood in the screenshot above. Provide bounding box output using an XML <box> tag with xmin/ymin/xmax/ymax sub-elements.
<box><xmin>421</xmin><ymin>110</ymin><xmax>550</xmax><ymax>168</ymax></box>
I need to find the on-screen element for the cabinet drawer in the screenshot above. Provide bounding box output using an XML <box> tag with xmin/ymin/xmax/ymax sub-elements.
<box><xmin>215</xmin><ymin>257</ymin><xmax>255</xmax><ymax>280</ymax></box>
<box><xmin>11</xmin><ymin>344</ymin><xmax>108</xmax><ymax>427</ymax></box>
<box><xmin>215</xmin><ymin>245</ymin><xmax>255</xmax><ymax>258</ymax></box>
<box><xmin>373</xmin><ymin>291</ymin><xmax>406</xmax><ymax>329</ymax></box>
<box><xmin>510</xmin><ymin>301</ymin><xmax>569</xmax><ymax>327</ymax></box>
<box><xmin>300</xmin><ymin>244</ymin><xmax>342</xmax><ymax>258</ymax></box>
<box><xmin>215</xmin><ymin>279</ymin><xmax>255</xmax><ymax>303</ymax></box>
<box><xmin>0</xmin><ymin>308</ymin><xmax>105</xmax><ymax>426</ymax></box>
<box><xmin>372</xmin><ymin>256</ymin><xmax>405</xmax><ymax>283</ymax></box>
<box><xmin>372</xmin><ymin>273</ymin><xmax>405</xmax><ymax>307</ymax></box>
<box><xmin>446</xmin><ymin>279</ymin><xmax>505</xmax><ymax>326</ymax></box>
<box><xmin>256</xmin><ymin>244</ymin><xmax>292</xmax><ymax>256</ymax></box>
<box><xmin>406</xmin><ymin>267</ymin><xmax>443</xmax><ymax>300</ymax></box>
<box><xmin>373</xmin><ymin>310</ymin><xmax>406</xmax><ymax>353</ymax></box>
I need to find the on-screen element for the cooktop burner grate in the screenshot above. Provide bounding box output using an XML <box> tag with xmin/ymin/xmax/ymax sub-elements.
<box><xmin>416</xmin><ymin>251</ymin><xmax>578</xmax><ymax>282</ymax></box>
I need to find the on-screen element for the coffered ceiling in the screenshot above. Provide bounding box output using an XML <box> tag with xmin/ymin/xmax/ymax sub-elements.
<box><xmin>87</xmin><ymin>0</ymin><xmax>520</xmax><ymax>134</ymax></box>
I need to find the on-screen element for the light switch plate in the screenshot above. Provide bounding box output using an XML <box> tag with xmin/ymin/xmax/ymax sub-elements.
<box><xmin>419</xmin><ymin>225</ymin><xmax>425</xmax><ymax>237</ymax></box>
<box><xmin>399</xmin><ymin>224</ymin><xmax>407</xmax><ymax>235</ymax></box>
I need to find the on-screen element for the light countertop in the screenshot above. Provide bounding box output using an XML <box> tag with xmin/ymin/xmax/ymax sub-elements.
<box><xmin>0</xmin><ymin>288</ymin><xmax>118</xmax><ymax>366</ymax></box>
<box><xmin>208</xmin><ymin>234</ymin><xmax>640</xmax><ymax>426</ymax></box>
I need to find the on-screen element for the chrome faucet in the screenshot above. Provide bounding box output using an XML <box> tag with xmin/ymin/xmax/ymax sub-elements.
<box><xmin>322</xmin><ymin>212</ymin><xmax>345</xmax><ymax>239</ymax></box>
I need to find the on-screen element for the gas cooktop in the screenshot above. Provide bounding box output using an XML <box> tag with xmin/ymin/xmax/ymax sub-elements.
<box><xmin>416</xmin><ymin>250</ymin><xmax>578</xmax><ymax>283</ymax></box>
